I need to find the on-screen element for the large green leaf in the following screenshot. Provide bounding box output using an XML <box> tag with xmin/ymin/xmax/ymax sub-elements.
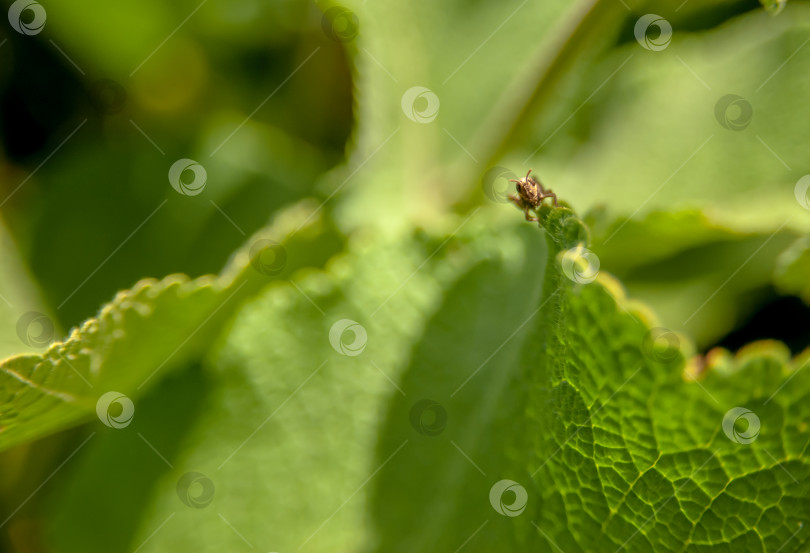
<box><xmin>43</xmin><ymin>206</ymin><xmax>810</xmax><ymax>552</ymax></box>
<box><xmin>46</xmin><ymin>208</ymin><xmax>524</xmax><ymax>552</ymax></box>
<box><xmin>526</xmin><ymin>208</ymin><xmax>810</xmax><ymax>552</ymax></box>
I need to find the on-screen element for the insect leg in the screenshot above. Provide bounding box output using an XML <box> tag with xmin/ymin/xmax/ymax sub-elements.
<box><xmin>541</xmin><ymin>191</ymin><xmax>558</xmax><ymax>207</ymax></box>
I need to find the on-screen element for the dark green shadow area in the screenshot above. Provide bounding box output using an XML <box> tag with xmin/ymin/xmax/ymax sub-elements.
<box><xmin>369</xmin><ymin>223</ymin><xmax>548</xmax><ymax>552</ymax></box>
<box><xmin>42</xmin><ymin>362</ymin><xmax>213</xmax><ymax>553</ymax></box>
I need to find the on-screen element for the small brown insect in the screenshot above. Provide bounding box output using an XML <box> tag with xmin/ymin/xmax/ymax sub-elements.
<box><xmin>508</xmin><ymin>169</ymin><xmax>558</xmax><ymax>222</ymax></box>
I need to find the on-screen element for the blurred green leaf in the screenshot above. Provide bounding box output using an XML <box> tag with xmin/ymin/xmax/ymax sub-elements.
<box><xmin>0</xmin><ymin>203</ymin><xmax>340</xmax><ymax>452</ymax></box>
<box><xmin>510</xmin><ymin>5</ymin><xmax>810</xmax><ymax>235</ymax></box>
<box><xmin>587</xmin><ymin>209</ymin><xmax>799</xmax><ymax>347</ymax></box>
<box><xmin>0</xmin><ymin>217</ymin><xmax>52</xmax><ymax>360</ymax></box>
<box><xmin>46</xmin><ymin>208</ymin><xmax>519</xmax><ymax>552</ymax></box>
<box><xmin>774</xmin><ymin>236</ymin><xmax>810</xmax><ymax>304</ymax></box>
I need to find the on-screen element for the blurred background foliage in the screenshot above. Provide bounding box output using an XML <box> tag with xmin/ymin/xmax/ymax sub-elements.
<box><xmin>0</xmin><ymin>0</ymin><xmax>352</xmax><ymax>333</ymax></box>
<box><xmin>0</xmin><ymin>0</ymin><xmax>809</xmax><ymax>551</ymax></box>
